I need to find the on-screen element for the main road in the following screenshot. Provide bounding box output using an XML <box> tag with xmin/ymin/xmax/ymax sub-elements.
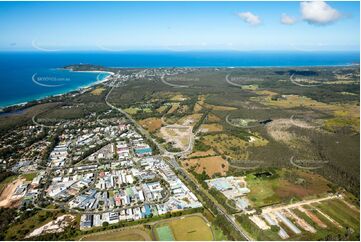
<box><xmin>105</xmin><ymin>76</ymin><xmax>252</xmax><ymax>241</ymax></box>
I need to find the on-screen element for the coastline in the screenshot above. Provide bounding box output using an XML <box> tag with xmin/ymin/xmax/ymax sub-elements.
<box><xmin>0</xmin><ymin>70</ymin><xmax>114</xmax><ymax>112</ymax></box>
<box><xmin>0</xmin><ymin>63</ymin><xmax>358</xmax><ymax>112</ymax></box>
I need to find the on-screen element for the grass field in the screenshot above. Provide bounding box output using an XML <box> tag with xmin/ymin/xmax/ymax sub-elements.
<box><xmin>315</xmin><ymin>199</ymin><xmax>360</xmax><ymax>231</ymax></box>
<box><xmin>202</xmin><ymin>133</ymin><xmax>264</xmax><ymax>160</ymax></box>
<box><xmin>81</xmin><ymin>228</ymin><xmax>152</xmax><ymax>241</ymax></box>
<box><xmin>287</xmin><ymin>198</ymin><xmax>359</xmax><ymax>240</ymax></box>
<box><xmin>240</xmin><ymin>196</ymin><xmax>360</xmax><ymax>241</ymax></box>
<box><xmin>167</xmin><ymin>103</ymin><xmax>180</xmax><ymax>114</ymax></box>
<box><xmin>156</xmin><ymin>225</ymin><xmax>175</xmax><ymax>241</ymax></box>
<box><xmin>91</xmin><ymin>87</ymin><xmax>106</xmax><ymax>95</ymax></box>
<box><xmin>21</xmin><ymin>173</ymin><xmax>37</xmax><ymax>181</ymax></box>
<box><xmin>123</xmin><ymin>107</ymin><xmax>141</xmax><ymax>115</ymax></box>
<box><xmin>211</xmin><ymin>225</ymin><xmax>228</xmax><ymax>241</ymax></box>
<box><xmin>156</xmin><ymin>105</ymin><xmax>169</xmax><ymax>113</ymax></box>
<box><xmin>199</xmin><ymin>123</ymin><xmax>223</xmax><ymax>133</ymax></box>
<box><xmin>154</xmin><ymin>215</ymin><xmax>214</xmax><ymax>241</ymax></box>
<box><xmin>246</xmin><ymin>169</ymin><xmax>331</xmax><ymax>208</ymax></box>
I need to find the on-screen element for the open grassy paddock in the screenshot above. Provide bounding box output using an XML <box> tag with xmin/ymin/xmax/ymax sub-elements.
<box><xmin>80</xmin><ymin>227</ymin><xmax>152</xmax><ymax>241</ymax></box>
<box><xmin>245</xmin><ymin>169</ymin><xmax>331</xmax><ymax>208</ymax></box>
<box><xmin>153</xmin><ymin>215</ymin><xmax>214</xmax><ymax>241</ymax></box>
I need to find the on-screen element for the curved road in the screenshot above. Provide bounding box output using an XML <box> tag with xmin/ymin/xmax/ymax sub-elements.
<box><xmin>95</xmin><ymin>76</ymin><xmax>252</xmax><ymax>240</ymax></box>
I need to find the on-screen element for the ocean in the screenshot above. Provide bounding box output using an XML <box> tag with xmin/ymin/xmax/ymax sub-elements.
<box><xmin>0</xmin><ymin>51</ymin><xmax>359</xmax><ymax>108</ymax></box>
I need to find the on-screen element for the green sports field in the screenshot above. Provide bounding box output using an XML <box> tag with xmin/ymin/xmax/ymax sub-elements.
<box><xmin>154</xmin><ymin>215</ymin><xmax>214</xmax><ymax>241</ymax></box>
<box><xmin>156</xmin><ymin>225</ymin><xmax>175</xmax><ymax>241</ymax></box>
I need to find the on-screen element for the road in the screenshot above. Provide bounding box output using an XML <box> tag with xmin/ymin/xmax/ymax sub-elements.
<box><xmin>262</xmin><ymin>194</ymin><xmax>340</xmax><ymax>214</ymax></box>
<box><xmin>105</xmin><ymin>77</ymin><xmax>252</xmax><ymax>241</ymax></box>
<box><xmin>167</xmin><ymin>155</ymin><xmax>252</xmax><ymax>241</ymax></box>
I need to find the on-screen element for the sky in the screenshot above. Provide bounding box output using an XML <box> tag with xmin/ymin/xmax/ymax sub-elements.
<box><xmin>0</xmin><ymin>1</ymin><xmax>359</xmax><ymax>51</ymax></box>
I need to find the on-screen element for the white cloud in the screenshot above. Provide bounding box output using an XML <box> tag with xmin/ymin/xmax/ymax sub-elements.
<box><xmin>281</xmin><ymin>13</ymin><xmax>296</xmax><ymax>25</ymax></box>
<box><xmin>301</xmin><ymin>1</ymin><xmax>341</xmax><ymax>25</ymax></box>
<box><xmin>238</xmin><ymin>12</ymin><xmax>261</xmax><ymax>26</ymax></box>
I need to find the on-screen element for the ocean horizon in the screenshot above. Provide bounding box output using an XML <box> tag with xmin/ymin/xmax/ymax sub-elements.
<box><xmin>0</xmin><ymin>50</ymin><xmax>359</xmax><ymax>109</ymax></box>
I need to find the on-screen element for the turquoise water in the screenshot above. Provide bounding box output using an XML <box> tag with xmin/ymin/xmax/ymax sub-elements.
<box><xmin>0</xmin><ymin>51</ymin><xmax>359</xmax><ymax>108</ymax></box>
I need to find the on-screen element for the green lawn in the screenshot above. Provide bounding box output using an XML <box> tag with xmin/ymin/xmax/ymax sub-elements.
<box><xmin>154</xmin><ymin>215</ymin><xmax>214</xmax><ymax>241</ymax></box>
<box><xmin>156</xmin><ymin>225</ymin><xmax>174</xmax><ymax>241</ymax></box>
<box><xmin>245</xmin><ymin>173</ymin><xmax>281</xmax><ymax>207</ymax></box>
<box><xmin>212</xmin><ymin>225</ymin><xmax>228</xmax><ymax>241</ymax></box>
<box><xmin>124</xmin><ymin>107</ymin><xmax>141</xmax><ymax>115</ymax></box>
<box><xmin>22</xmin><ymin>173</ymin><xmax>37</xmax><ymax>181</ymax></box>
<box><xmin>245</xmin><ymin>169</ymin><xmax>331</xmax><ymax>208</ymax></box>
<box><xmin>316</xmin><ymin>199</ymin><xmax>360</xmax><ymax>230</ymax></box>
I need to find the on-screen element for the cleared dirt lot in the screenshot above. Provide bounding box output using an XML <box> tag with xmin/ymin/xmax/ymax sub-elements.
<box><xmin>182</xmin><ymin>155</ymin><xmax>229</xmax><ymax>177</ymax></box>
<box><xmin>0</xmin><ymin>178</ymin><xmax>24</xmax><ymax>208</ymax></box>
<box><xmin>160</xmin><ymin>125</ymin><xmax>192</xmax><ymax>150</ymax></box>
<box><xmin>139</xmin><ymin>117</ymin><xmax>163</xmax><ymax>132</ymax></box>
<box><xmin>199</xmin><ymin>123</ymin><xmax>223</xmax><ymax>133</ymax></box>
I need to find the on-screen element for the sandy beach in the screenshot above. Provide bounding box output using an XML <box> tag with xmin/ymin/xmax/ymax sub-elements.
<box><xmin>0</xmin><ymin>69</ymin><xmax>114</xmax><ymax>111</ymax></box>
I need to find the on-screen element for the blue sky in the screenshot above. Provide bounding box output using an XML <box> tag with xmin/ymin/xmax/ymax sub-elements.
<box><xmin>0</xmin><ymin>1</ymin><xmax>359</xmax><ymax>51</ymax></box>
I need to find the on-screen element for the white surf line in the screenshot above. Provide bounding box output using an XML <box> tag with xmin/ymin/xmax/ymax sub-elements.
<box><xmin>160</xmin><ymin>74</ymin><xmax>189</xmax><ymax>88</ymax></box>
<box><xmin>225</xmin><ymin>74</ymin><xmax>243</xmax><ymax>87</ymax></box>
<box><xmin>289</xmin><ymin>74</ymin><xmax>323</xmax><ymax>87</ymax></box>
